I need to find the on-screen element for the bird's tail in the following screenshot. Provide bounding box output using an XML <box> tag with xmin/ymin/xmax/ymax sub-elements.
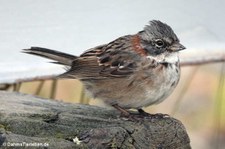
<box><xmin>23</xmin><ymin>47</ymin><xmax>77</xmax><ymax>66</ymax></box>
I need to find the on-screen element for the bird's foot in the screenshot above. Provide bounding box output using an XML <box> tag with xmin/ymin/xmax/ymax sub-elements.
<box><xmin>138</xmin><ymin>109</ymin><xmax>170</xmax><ymax>119</ymax></box>
<box><xmin>112</xmin><ymin>104</ymin><xmax>144</xmax><ymax>121</ymax></box>
<box><xmin>112</xmin><ymin>105</ymin><xmax>169</xmax><ymax>121</ymax></box>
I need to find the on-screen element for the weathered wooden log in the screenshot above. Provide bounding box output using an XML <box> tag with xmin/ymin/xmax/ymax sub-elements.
<box><xmin>0</xmin><ymin>91</ymin><xmax>191</xmax><ymax>149</ymax></box>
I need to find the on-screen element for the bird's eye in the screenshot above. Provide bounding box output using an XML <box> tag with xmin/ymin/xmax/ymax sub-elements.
<box><xmin>155</xmin><ymin>39</ymin><xmax>165</xmax><ymax>48</ymax></box>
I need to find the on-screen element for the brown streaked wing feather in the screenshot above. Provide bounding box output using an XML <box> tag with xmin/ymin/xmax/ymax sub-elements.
<box><xmin>62</xmin><ymin>35</ymin><xmax>139</xmax><ymax>79</ymax></box>
<box><xmin>98</xmin><ymin>50</ymin><xmax>138</xmax><ymax>77</ymax></box>
<box><xmin>59</xmin><ymin>56</ymin><xmax>104</xmax><ymax>79</ymax></box>
<box><xmin>80</xmin><ymin>44</ymin><xmax>107</xmax><ymax>57</ymax></box>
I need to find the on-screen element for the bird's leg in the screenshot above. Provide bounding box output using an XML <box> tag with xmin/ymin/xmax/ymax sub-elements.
<box><xmin>112</xmin><ymin>105</ymin><xmax>142</xmax><ymax>121</ymax></box>
<box><xmin>112</xmin><ymin>104</ymin><xmax>130</xmax><ymax>117</ymax></box>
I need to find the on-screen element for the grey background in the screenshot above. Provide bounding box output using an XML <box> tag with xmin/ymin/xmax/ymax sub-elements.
<box><xmin>0</xmin><ymin>0</ymin><xmax>225</xmax><ymax>83</ymax></box>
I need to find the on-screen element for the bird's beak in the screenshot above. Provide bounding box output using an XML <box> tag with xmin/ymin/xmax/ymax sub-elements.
<box><xmin>169</xmin><ymin>43</ymin><xmax>186</xmax><ymax>52</ymax></box>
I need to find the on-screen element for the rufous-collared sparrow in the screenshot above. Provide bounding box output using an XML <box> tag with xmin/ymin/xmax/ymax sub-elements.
<box><xmin>23</xmin><ymin>20</ymin><xmax>185</xmax><ymax>117</ymax></box>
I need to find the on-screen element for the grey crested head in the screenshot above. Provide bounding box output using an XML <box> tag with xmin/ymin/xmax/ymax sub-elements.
<box><xmin>141</xmin><ymin>20</ymin><xmax>178</xmax><ymax>42</ymax></box>
<box><xmin>139</xmin><ymin>20</ymin><xmax>185</xmax><ymax>55</ymax></box>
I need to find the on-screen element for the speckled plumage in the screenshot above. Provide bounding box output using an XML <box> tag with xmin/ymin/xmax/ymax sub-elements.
<box><xmin>23</xmin><ymin>20</ymin><xmax>185</xmax><ymax>116</ymax></box>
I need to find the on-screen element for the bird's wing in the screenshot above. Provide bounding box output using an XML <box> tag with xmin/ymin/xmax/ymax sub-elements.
<box><xmin>61</xmin><ymin>36</ymin><xmax>139</xmax><ymax>79</ymax></box>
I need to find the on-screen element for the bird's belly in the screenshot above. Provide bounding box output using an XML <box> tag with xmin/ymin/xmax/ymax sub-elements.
<box><xmin>83</xmin><ymin>63</ymin><xmax>180</xmax><ymax>109</ymax></box>
<box><xmin>131</xmin><ymin>63</ymin><xmax>180</xmax><ymax>108</ymax></box>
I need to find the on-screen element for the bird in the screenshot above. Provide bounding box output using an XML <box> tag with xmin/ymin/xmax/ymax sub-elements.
<box><xmin>23</xmin><ymin>20</ymin><xmax>185</xmax><ymax>118</ymax></box>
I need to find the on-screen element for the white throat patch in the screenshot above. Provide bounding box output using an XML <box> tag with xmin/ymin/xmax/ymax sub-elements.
<box><xmin>146</xmin><ymin>52</ymin><xmax>179</xmax><ymax>64</ymax></box>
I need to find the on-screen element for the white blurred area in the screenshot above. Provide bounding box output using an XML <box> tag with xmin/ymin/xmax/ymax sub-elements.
<box><xmin>0</xmin><ymin>0</ymin><xmax>225</xmax><ymax>83</ymax></box>
<box><xmin>0</xmin><ymin>1</ymin><xmax>225</xmax><ymax>148</ymax></box>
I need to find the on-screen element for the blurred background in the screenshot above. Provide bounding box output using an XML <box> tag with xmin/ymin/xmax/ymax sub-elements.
<box><xmin>0</xmin><ymin>0</ymin><xmax>225</xmax><ymax>148</ymax></box>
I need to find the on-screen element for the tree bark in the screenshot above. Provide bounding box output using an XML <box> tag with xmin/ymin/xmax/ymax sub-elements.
<box><xmin>0</xmin><ymin>91</ymin><xmax>191</xmax><ymax>149</ymax></box>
